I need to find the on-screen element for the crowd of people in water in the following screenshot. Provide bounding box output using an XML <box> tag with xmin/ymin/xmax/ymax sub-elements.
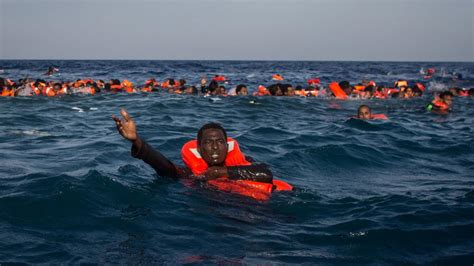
<box><xmin>1</xmin><ymin>68</ymin><xmax>472</xmax><ymax>115</ymax></box>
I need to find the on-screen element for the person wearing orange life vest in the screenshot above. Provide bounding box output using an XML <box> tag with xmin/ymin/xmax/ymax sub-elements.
<box><xmin>112</xmin><ymin>108</ymin><xmax>273</xmax><ymax>182</ymax></box>
<box><xmin>356</xmin><ymin>105</ymin><xmax>388</xmax><ymax>120</ymax></box>
<box><xmin>426</xmin><ymin>91</ymin><xmax>453</xmax><ymax>112</ymax></box>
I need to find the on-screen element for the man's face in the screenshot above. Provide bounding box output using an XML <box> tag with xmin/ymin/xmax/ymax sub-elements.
<box><xmin>238</xmin><ymin>87</ymin><xmax>248</xmax><ymax>95</ymax></box>
<box><xmin>358</xmin><ymin>106</ymin><xmax>371</xmax><ymax>119</ymax></box>
<box><xmin>198</xmin><ymin>128</ymin><xmax>228</xmax><ymax>166</ymax></box>
<box><xmin>443</xmin><ymin>95</ymin><xmax>453</xmax><ymax>107</ymax></box>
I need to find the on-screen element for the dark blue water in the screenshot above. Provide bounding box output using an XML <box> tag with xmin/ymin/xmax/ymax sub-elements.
<box><xmin>1</xmin><ymin>60</ymin><xmax>473</xmax><ymax>264</ymax></box>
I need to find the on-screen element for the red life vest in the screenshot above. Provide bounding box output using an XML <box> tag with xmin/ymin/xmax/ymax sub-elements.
<box><xmin>370</xmin><ymin>114</ymin><xmax>388</xmax><ymax>120</ymax></box>
<box><xmin>272</xmin><ymin>74</ymin><xmax>284</xmax><ymax>81</ymax></box>
<box><xmin>181</xmin><ymin>138</ymin><xmax>292</xmax><ymax>201</ymax></box>
<box><xmin>433</xmin><ymin>101</ymin><xmax>449</xmax><ymax>110</ymax></box>
<box><xmin>212</xmin><ymin>76</ymin><xmax>226</xmax><ymax>82</ymax></box>
<box><xmin>328</xmin><ymin>82</ymin><xmax>348</xmax><ymax>100</ymax></box>
<box><xmin>307</xmin><ymin>78</ymin><xmax>320</xmax><ymax>85</ymax></box>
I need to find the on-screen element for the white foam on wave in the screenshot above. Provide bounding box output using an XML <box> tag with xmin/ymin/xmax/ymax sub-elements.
<box><xmin>89</xmin><ymin>107</ymin><xmax>98</xmax><ymax>111</ymax></box>
<box><xmin>72</xmin><ymin>107</ymin><xmax>84</xmax><ymax>112</ymax></box>
<box><xmin>427</xmin><ymin>81</ymin><xmax>448</xmax><ymax>92</ymax></box>
<box><xmin>10</xmin><ymin>130</ymin><xmax>52</xmax><ymax>137</ymax></box>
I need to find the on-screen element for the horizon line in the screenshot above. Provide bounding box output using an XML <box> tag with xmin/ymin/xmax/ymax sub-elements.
<box><xmin>1</xmin><ymin>58</ymin><xmax>473</xmax><ymax>63</ymax></box>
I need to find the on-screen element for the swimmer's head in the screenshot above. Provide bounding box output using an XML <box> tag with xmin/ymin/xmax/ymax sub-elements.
<box><xmin>184</xmin><ymin>86</ymin><xmax>198</xmax><ymax>95</ymax></box>
<box><xmin>236</xmin><ymin>84</ymin><xmax>248</xmax><ymax>95</ymax></box>
<box><xmin>197</xmin><ymin>123</ymin><xmax>228</xmax><ymax>166</ymax></box>
<box><xmin>448</xmin><ymin>87</ymin><xmax>458</xmax><ymax>96</ymax></box>
<box><xmin>357</xmin><ymin>105</ymin><xmax>372</xmax><ymax>119</ymax></box>
<box><xmin>440</xmin><ymin>91</ymin><xmax>454</xmax><ymax>107</ymax></box>
<box><xmin>53</xmin><ymin>83</ymin><xmax>62</xmax><ymax>91</ymax></box>
<box><xmin>283</xmin><ymin>86</ymin><xmax>295</xmax><ymax>96</ymax></box>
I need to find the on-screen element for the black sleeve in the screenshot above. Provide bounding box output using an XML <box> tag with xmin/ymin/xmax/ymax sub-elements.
<box><xmin>227</xmin><ymin>164</ymin><xmax>273</xmax><ymax>183</ymax></box>
<box><xmin>131</xmin><ymin>138</ymin><xmax>183</xmax><ymax>178</ymax></box>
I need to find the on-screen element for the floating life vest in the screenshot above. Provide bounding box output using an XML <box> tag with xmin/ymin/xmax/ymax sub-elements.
<box><xmin>212</xmin><ymin>75</ymin><xmax>227</xmax><ymax>82</ymax></box>
<box><xmin>272</xmin><ymin>74</ymin><xmax>284</xmax><ymax>81</ymax></box>
<box><xmin>328</xmin><ymin>82</ymin><xmax>348</xmax><ymax>99</ymax></box>
<box><xmin>415</xmin><ymin>83</ymin><xmax>425</xmax><ymax>91</ymax></box>
<box><xmin>181</xmin><ymin>138</ymin><xmax>292</xmax><ymax>201</ymax></box>
<box><xmin>307</xmin><ymin>78</ymin><xmax>320</xmax><ymax>85</ymax></box>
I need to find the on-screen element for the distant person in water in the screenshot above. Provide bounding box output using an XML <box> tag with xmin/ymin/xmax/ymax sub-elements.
<box><xmin>356</xmin><ymin>105</ymin><xmax>388</xmax><ymax>120</ymax></box>
<box><xmin>235</xmin><ymin>84</ymin><xmax>248</xmax><ymax>96</ymax></box>
<box><xmin>426</xmin><ymin>91</ymin><xmax>453</xmax><ymax>112</ymax></box>
<box><xmin>44</xmin><ymin>66</ymin><xmax>59</xmax><ymax>76</ymax></box>
<box><xmin>112</xmin><ymin>109</ymin><xmax>273</xmax><ymax>182</ymax></box>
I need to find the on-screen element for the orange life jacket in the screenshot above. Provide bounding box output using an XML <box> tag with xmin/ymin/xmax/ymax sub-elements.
<box><xmin>212</xmin><ymin>76</ymin><xmax>226</xmax><ymax>82</ymax></box>
<box><xmin>415</xmin><ymin>83</ymin><xmax>425</xmax><ymax>91</ymax></box>
<box><xmin>1</xmin><ymin>88</ymin><xmax>14</xmax><ymax>97</ymax></box>
<box><xmin>110</xmin><ymin>84</ymin><xmax>122</xmax><ymax>90</ymax></box>
<box><xmin>272</xmin><ymin>74</ymin><xmax>284</xmax><ymax>81</ymax></box>
<box><xmin>294</xmin><ymin>90</ymin><xmax>307</xmax><ymax>97</ymax></box>
<box><xmin>328</xmin><ymin>82</ymin><xmax>348</xmax><ymax>100</ymax></box>
<box><xmin>181</xmin><ymin>138</ymin><xmax>292</xmax><ymax>201</ymax></box>
<box><xmin>253</xmin><ymin>85</ymin><xmax>270</xmax><ymax>96</ymax></box>
<box><xmin>374</xmin><ymin>91</ymin><xmax>387</xmax><ymax>99</ymax></box>
<box><xmin>395</xmin><ymin>80</ymin><xmax>408</xmax><ymax>87</ymax></box>
<box><xmin>353</xmin><ymin>85</ymin><xmax>365</xmax><ymax>91</ymax></box>
<box><xmin>433</xmin><ymin>100</ymin><xmax>449</xmax><ymax>110</ymax></box>
<box><xmin>307</xmin><ymin>78</ymin><xmax>320</xmax><ymax>85</ymax></box>
<box><xmin>45</xmin><ymin>87</ymin><xmax>56</xmax><ymax>97</ymax></box>
<box><xmin>32</xmin><ymin>85</ymin><xmax>41</xmax><ymax>95</ymax></box>
<box><xmin>370</xmin><ymin>114</ymin><xmax>388</xmax><ymax>120</ymax></box>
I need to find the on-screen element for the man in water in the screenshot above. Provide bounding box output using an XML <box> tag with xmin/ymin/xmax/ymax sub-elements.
<box><xmin>44</xmin><ymin>66</ymin><xmax>59</xmax><ymax>76</ymax></box>
<box><xmin>112</xmin><ymin>109</ymin><xmax>272</xmax><ymax>182</ymax></box>
<box><xmin>426</xmin><ymin>91</ymin><xmax>453</xmax><ymax>112</ymax></box>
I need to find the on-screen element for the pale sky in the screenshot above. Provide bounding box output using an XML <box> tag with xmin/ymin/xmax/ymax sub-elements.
<box><xmin>0</xmin><ymin>0</ymin><xmax>473</xmax><ymax>61</ymax></box>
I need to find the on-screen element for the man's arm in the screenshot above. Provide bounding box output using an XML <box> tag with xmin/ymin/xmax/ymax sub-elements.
<box><xmin>228</xmin><ymin>164</ymin><xmax>273</xmax><ymax>183</ymax></box>
<box><xmin>131</xmin><ymin>137</ymin><xmax>185</xmax><ymax>178</ymax></box>
<box><xmin>112</xmin><ymin>108</ymin><xmax>188</xmax><ymax>179</ymax></box>
<box><xmin>205</xmin><ymin>164</ymin><xmax>273</xmax><ymax>183</ymax></box>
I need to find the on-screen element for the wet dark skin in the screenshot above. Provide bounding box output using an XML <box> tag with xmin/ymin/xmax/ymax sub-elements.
<box><xmin>196</xmin><ymin>128</ymin><xmax>229</xmax><ymax>179</ymax></box>
<box><xmin>112</xmin><ymin>108</ymin><xmax>272</xmax><ymax>182</ymax></box>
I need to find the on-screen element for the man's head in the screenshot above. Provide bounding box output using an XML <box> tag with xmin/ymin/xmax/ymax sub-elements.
<box><xmin>357</xmin><ymin>105</ymin><xmax>372</xmax><ymax>119</ymax></box>
<box><xmin>440</xmin><ymin>91</ymin><xmax>454</xmax><ymax>107</ymax></box>
<box><xmin>197</xmin><ymin>123</ymin><xmax>228</xmax><ymax>166</ymax></box>
<box><xmin>236</xmin><ymin>84</ymin><xmax>248</xmax><ymax>95</ymax></box>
